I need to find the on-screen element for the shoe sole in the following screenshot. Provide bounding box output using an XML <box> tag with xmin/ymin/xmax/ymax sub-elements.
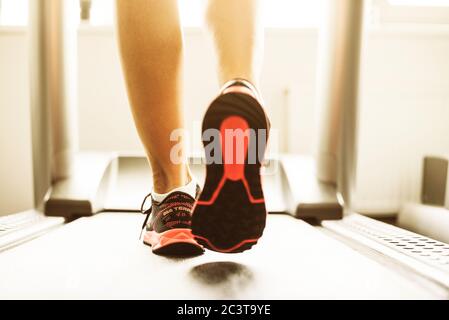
<box><xmin>143</xmin><ymin>228</ymin><xmax>204</xmax><ymax>256</ymax></box>
<box><xmin>191</xmin><ymin>91</ymin><xmax>269</xmax><ymax>253</ymax></box>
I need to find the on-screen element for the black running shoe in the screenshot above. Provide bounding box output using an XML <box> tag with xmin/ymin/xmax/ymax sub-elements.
<box><xmin>191</xmin><ymin>79</ymin><xmax>270</xmax><ymax>253</ymax></box>
<box><xmin>140</xmin><ymin>185</ymin><xmax>204</xmax><ymax>256</ymax></box>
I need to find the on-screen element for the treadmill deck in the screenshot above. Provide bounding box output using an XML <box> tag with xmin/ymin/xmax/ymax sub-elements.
<box><xmin>0</xmin><ymin>213</ymin><xmax>442</xmax><ymax>299</ymax></box>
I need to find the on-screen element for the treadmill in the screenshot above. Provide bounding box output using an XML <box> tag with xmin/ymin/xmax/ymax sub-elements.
<box><xmin>1</xmin><ymin>0</ymin><xmax>448</xmax><ymax>299</ymax></box>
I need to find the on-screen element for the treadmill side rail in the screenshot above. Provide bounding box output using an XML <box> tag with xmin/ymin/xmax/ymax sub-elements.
<box><xmin>323</xmin><ymin>213</ymin><xmax>449</xmax><ymax>291</ymax></box>
<box><xmin>281</xmin><ymin>155</ymin><xmax>343</xmax><ymax>221</ymax></box>
<box><xmin>44</xmin><ymin>153</ymin><xmax>342</xmax><ymax>220</ymax></box>
<box><xmin>0</xmin><ymin>210</ymin><xmax>64</xmax><ymax>253</ymax></box>
<box><xmin>45</xmin><ymin>152</ymin><xmax>117</xmax><ymax>217</ymax></box>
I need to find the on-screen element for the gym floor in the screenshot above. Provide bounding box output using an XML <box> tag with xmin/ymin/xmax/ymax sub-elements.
<box><xmin>0</xmin><ymin>213</ymin><xmax>439</xmax><ymax>299</ymax></box>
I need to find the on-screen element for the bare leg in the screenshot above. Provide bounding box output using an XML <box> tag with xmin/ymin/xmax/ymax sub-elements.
<box><xmin>206</xmin><ymin>0</ymin><xmax>264</xmax><ymax>86</ymax></box>
<box><xmin>115</xmin><ymin>0</ymin><xmax>190</xmax><ymax>193</ymax></box>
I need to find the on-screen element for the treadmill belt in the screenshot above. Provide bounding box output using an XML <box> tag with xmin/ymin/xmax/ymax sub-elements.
<box><xmin>0</xmin><ymin>213</ymin><xmax>441</xmax><ymax>299</ymax></box>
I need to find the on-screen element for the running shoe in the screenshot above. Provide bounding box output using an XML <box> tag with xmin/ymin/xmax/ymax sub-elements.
<box><xmin>140</xmin><ymin>185</ymin><xmax>204</xmax><ymax>256</ymax></box>
<box><xmin>191</xmin><ymin>78</ymin><xmax>270</xmax><ymax>253</ymax></box>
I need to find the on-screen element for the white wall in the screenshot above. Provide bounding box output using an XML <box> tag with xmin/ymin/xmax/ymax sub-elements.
<box><xmin>0</xmin><ymin>27</ymin><xmax>34</xmax><ymax>216</ymax></box>
<box><xmin>355</xmin><ymin>27</ymin><xmax>449</xmax><ymax>213</ymax></box>
<box><xmin>1</xmin><ymin>25</ymin><xmax>449</xmax><ymax>216</ymax></box>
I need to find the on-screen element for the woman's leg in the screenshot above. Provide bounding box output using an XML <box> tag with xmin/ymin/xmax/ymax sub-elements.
<box><xmin>116</xmin><ymin>0</ymin><xmax>190</xmax><ymax>194</ymax></box>
<box><xmin>206</xmin><ymin>0</ymin><xmax>264</xmax><ymax>86</ymax></box>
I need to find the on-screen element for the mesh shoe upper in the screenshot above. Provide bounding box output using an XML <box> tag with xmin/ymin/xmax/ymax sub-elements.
<box><xmin>141</xmin><ymin>185</ymin><xmax>201</xmax><ymax>234</ymax></box>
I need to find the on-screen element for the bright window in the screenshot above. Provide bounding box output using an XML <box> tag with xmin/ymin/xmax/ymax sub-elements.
<box><xmin>262</xmin><ymin>0</ymin><xmax>325</xmax><ymax>28</ymax></box>
<box><xmin>388</xmin><ymin>0</ymin><xmax>449</xmax><ymax>6</ymax></box>
<box><xmin>2</xmin><ymin>0</ymin><xmax>449</xmax><ymax>27</ymax></box>
<box><xmin>375</xmin><ymin>0</ymin><xmax>449</xmax><ymax>24</ymax></box>
<box><xmin>0</xmin><ymin>0</ymin><xmax>28</xmax><ymax>25</ymax></box>
<box><xmin>89</xmin><ymin>0</ymin><xmax>327</xmax><ymax>28</ymax></box>
<box><xmin>0</xmin><ymin>0</ymin><xmax>326</xmax><ymax>28</ymax></box>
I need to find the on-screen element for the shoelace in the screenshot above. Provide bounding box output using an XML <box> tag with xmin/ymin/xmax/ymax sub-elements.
<box><xmin>139</xmin><ymin>192</ymin><xmax>153</xmax><ymax>240</ymax></box>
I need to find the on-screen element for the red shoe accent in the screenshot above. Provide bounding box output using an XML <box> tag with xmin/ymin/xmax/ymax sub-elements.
<box><xmin>196</xmin><ymin>115</ymin><xmax>264</xmax><ymax>206</ymax></box>
<box><xmin>221</xmin><ymin>116</ymin><xmax>248</xmax><ymax>181</ymax></box>
<box><xmin>193</xmin><ymin>235</ymin><xmax>258</xmax><ymax>253</ymax></box>
<box><xmin>144</xmin><ymin>228</ymin><xmax>203</xmax><ymax>252</ymax></box>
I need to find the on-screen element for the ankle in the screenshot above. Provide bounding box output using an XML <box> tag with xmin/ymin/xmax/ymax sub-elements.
<box><xmin>152</xmin><ymin>166</ymin><xmax>192</xmax><ymax>194</ymax></box>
